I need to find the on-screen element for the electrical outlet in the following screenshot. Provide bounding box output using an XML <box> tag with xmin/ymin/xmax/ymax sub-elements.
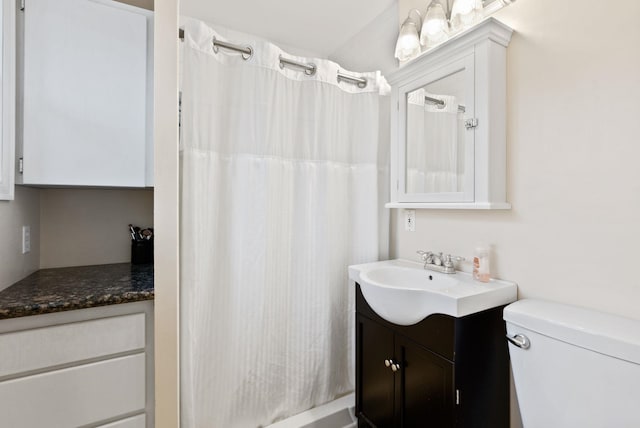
<box><xmin>404</xmin><ymin>210</ymin><xmax>416</xmax><ymax>232</ymax></box>
<box><xmin>22</xmin><ymin>226</ymin><xmax>31</xmax><ymax>254</ymax></box>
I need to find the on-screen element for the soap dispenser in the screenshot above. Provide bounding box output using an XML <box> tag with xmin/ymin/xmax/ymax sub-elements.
<box><xmin>473</xmin><ymin>244</ymin><xmax>491</xmax><ymax>283</ymax></box>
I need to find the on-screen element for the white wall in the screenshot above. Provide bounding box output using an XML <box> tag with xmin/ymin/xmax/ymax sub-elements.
<box><xmin>0</xmin><ymin>186</ymin><xmax>39</xmax><ymax>290</ymax></box>
<box><xmin>329</xmin><ymin>2</ymin><xmax>398</xmax><ymax>76</ymax></box>
<box><xmin>114</xmin><ymin>0</ymin><xmax>152</xmax><ymax>10</ymax></box>
<box><xmin>335</xmin><ymin>0</ymin><xmax>640</xmax><ymax>426</ymax></box>
<box><xmin>0</xmin><ymin>187</ymin><xmax>154</xmax><ymax>289</ymax></box>
<box><xmin>39</xmin><ymin>189</ymin><xmax>154</xmax><ymax>269</ymax></box>
<box><xmin>394</xmin><ymin>0</ymin><xmax>640</xmax><ymax>318</ymax></box>
<box><xmin>387</xmin><ymin>0</ymin><xmax>640</xmax><ymax>312</ymax></box>
<box><xmin>394</xmin><ymin>1</ymin><xmax>640</xmax><ymax>426</ymax></box>
<box><xmin>180</xmin><ymin>0</ymin><xmax>394</xmax><ymax>59</ymax></box>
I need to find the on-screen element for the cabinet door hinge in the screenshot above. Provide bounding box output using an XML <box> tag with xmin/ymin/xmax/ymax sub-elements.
<box><xmin>456</xmin><ymin>389</ymin><xmax>460</xmax><ymax>405</ymax></box>
<box><xmin>20</xmin><ymin>0</ymin><xmax>25</xmax><ymax>11</ymax></box>
<box><xmin>464</xmin><ymin>118</ymin><xmax>478</xmax><ymax>130</ymax></box>
<box><xmin>18</xmin><ymin>158</ymin><xmax>24</xmax><ymax>174</ymax></box>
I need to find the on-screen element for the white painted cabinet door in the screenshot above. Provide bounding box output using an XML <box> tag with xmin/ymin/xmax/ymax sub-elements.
<box><xmin>0</xmin><ymin>0</ymin><xmax>16</xmax><ymax>199</ymax></box>
<box><xmin>22</xmin><ymin>0</ymin><xmax>150</xmax><ymax>187</ymax></box>
<box><xmin>0</xmin><ymin>354</ymin><xmax>146</xmax><ymax>428</ymax></box>
<box><xmin>0</xmin><ymin>312</ymin><xmax>145</xmax><ymax>377</ymax></box>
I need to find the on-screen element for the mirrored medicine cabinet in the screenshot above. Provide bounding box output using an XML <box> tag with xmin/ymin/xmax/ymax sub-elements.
<box><xmin>387</xmin><ymin>18</ymin><xmax>513</xmax><ymax>209</ymax></box>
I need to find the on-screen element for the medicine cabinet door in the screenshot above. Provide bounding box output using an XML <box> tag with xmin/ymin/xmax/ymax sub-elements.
<box><xmin>397</xmin><ymin>53</ymin><xmax>475</xmax><ymax>203</ymax></box>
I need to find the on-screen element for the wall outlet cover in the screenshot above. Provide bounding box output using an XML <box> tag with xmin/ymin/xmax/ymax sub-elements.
<box><xmin>22</xmin><ymin>225</ymin><xmax>31</xmax><ymax>254</ymax></box>
<box><xmin>404</xmin><ymin>210</ymin><xmax>416</xmax><ymax>232</ymax></box>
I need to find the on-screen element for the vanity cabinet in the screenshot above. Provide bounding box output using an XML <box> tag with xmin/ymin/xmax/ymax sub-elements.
<box><xmin>17</xmin><ymin>0</ymin><xmax>154</xmax><ymax>187</ymax></box>
<box><xmin>0</xmin><ymin>301</ymin><xmax>154</xmax><ymax>428</ymax></box>
<box><xmin>355</xmin><ymin>284</ymin><xmax>509</xmax><ymax>428</ymax></box>
<box><xmin>387</xmin><ymin>18</ymin><xmax>513</xmax><ymax>209</ymax></box>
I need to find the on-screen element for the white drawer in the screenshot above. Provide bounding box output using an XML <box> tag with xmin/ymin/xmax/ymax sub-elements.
<box><xmin>0</xmin><ymin>312</ymin><xmax>145</xmax><ymax>377</ymax></box>
<box><xmin>0</xmin><ymin>353</ymin><xmax>146</xmax><ymax>428</ymax></box>
<box><xmin>97</xmin><ymin>414</ymin><xmax>146</xmax><ymax>428</ymax></box>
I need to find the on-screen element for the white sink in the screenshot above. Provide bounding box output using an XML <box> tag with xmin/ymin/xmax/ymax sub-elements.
<box><xmin>349</xmin><ymin>259</ymin><xmax>517</xmax><ymax>326</ymax></box>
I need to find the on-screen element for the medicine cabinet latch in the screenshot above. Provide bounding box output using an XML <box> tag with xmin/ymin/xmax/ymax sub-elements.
<box><xmin>464</xmin><ymin>118</ymin><xmax>478</xmax><ymax>130</ymax></box>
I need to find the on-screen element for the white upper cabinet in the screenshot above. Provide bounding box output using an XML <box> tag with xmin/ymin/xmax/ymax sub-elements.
<box><xmin>387</xmin><ymin>18</ymin><xmax>513</xmax><ymax>209</ymax></box>
<box><xmin>0</xmin><ymin>0</ymin><xmax>16</xmax><ymax>200</ymax></box>
<box><xmin>19</xmin><ymin>0</ymin><xmax>153</xmax><ymax>187</ymax></box>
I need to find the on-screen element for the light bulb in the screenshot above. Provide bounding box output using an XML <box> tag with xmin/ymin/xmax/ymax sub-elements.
<box><xmin>451</xmin><ymin>0</ymin><xmax>484</xmax><ymax>31</ymax></box>
<box><xmin>395</xmin><ymin>16</ymin><xmax>421</xmax><ymax>61</ymax></box>
<box><xmin>454</xmin><ymin>0</ymin><xmax>475</xmax><ymax>15</ymax></box>
<box><xmin>420</xmin><ymin>1</ymin><xmax>448</xmax><ymax>46</ymax></box>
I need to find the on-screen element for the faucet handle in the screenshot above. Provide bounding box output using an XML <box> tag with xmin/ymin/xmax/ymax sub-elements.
<box><xmin>416</xmin><ymin>250</ymin><xmax>432</xmax><ymax>263</ymax></box>
<box><xmin>433</xmin><ymin>252</ymin><xmax>444</xmax><ymax>266</ymax></box>
<box><xmin>443</xmin><ymin>254</ymin><xmax>465</xmax><ymax>268</ymax></box>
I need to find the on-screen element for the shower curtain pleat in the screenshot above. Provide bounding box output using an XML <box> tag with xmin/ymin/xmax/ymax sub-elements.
<box><xmin>406</xmin><ymin>89</ymin><xmax>461</xmax><ymax>193</ymax></box>
<box><xmin>180</xmin><ymin>19</ymin><xmax>388</xmax><ymax>428</ymax></box>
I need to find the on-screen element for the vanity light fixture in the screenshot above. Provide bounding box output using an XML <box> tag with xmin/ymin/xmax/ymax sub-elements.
<box><xmin>450</xmin><ymin>0</ymin><xmax>484</xmax><ymax>30</ymax></box>
<box><xmin>395</xmin><ymin>0</ymin><xmax>514</xmax><ymax>61</ymax></box>
<box><xmin>394</xmin><ymin>9</ymin><xmax>422</xmax><ymax>62</ymax></box>
<box><xmin>420</xmin><ymin>0</ymin><xmax>449</xmax><ymax>47</ymax></box>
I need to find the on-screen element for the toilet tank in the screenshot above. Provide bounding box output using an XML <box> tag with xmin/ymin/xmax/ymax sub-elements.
<box><xmin>504</xmin><ymin>299</ymin><xmax>640</xmax><ymax>428</ymax></box>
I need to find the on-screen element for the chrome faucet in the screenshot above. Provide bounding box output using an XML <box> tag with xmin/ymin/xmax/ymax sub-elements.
<box><xmin>416</xmin><ymin>250</ymin><xmax>465</xmax><ymax>274</ymax></box>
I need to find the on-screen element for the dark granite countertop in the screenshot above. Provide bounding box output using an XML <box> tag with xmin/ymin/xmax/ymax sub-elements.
<box><xmin>0</xmin><ymin>263</ymin><xmax>154</xmax><ymax>320</ymax></box>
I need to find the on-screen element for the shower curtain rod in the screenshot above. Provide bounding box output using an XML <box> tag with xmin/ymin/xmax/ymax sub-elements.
<box><xmin>178</xmin><ymin>28</ymin><xmax>368</xmax><ymax>88</ymax></box>
<box><xmin>278</xmin><ymin>55</ymin><xmax>367</xmax><ymax>88</ymax></box>
<box><xmin>424</xmin><ymin>95</ymin><xmax>466</xmax><ymax>113</ymax></box>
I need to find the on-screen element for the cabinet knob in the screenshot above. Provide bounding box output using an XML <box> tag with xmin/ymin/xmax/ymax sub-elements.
<box><xmin>384</xmin><ymin>359</ymin><xmax>401</xmax><ymax>371</ymax></box>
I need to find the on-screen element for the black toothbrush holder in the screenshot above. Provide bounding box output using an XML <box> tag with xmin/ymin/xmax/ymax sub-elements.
<box><xmin>129</xmin><ymin>224</ymin><xmax>154</xmax><ymax>264</ymax></box>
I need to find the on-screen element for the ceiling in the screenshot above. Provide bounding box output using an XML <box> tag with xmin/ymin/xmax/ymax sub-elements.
<box><xmin>180</xmin><ymin>0</ymin><xmax>397</xmax><ymax>57</ymax></box>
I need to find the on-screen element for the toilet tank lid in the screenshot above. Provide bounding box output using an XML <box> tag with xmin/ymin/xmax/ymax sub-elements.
<box><xmin>504</xmin><ymin>299</ymin><xmax>640</xmax><ymax>365</ymax></box>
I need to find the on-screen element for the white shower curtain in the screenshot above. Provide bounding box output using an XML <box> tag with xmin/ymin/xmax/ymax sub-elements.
<box><xmin>406</xmin><ymin>89</ymin><xmax>462</xmax><ymax>193</ymax></box>
<box><xmin>180</xmin><ymin>20</ymin><xmax>389</xmax><ymax>428</ymax></box>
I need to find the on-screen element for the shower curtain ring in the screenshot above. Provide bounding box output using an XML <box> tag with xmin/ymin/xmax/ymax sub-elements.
<box><xmin>305</xmin><ymin>64</ymin><xmax>317</xmax><ymax>76</ymax></box>
<box><xmin>241</xmin><ymin>47</ymin><xmax>253</xmax><ymax>61</ymax></box>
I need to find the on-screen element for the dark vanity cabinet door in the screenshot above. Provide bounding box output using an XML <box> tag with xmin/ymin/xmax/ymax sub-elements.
<box><xmin>395</xmin><ymin>336</ymin><xmax>454</xmax><ymax>428</ymax></box>
<box><xmin>356</xmin><ymin>315</ymin><xmax>454</xmax><ymax>428</ymax></box>
<box><xmin>356</xmin><ymin>314</ymin><xmax>395</xmax><ymax>428</ymax></box>
<box><xmin>355</xmin><ymin>283</ymin><xmax>510</xmax><ymax>428</ymax></box>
